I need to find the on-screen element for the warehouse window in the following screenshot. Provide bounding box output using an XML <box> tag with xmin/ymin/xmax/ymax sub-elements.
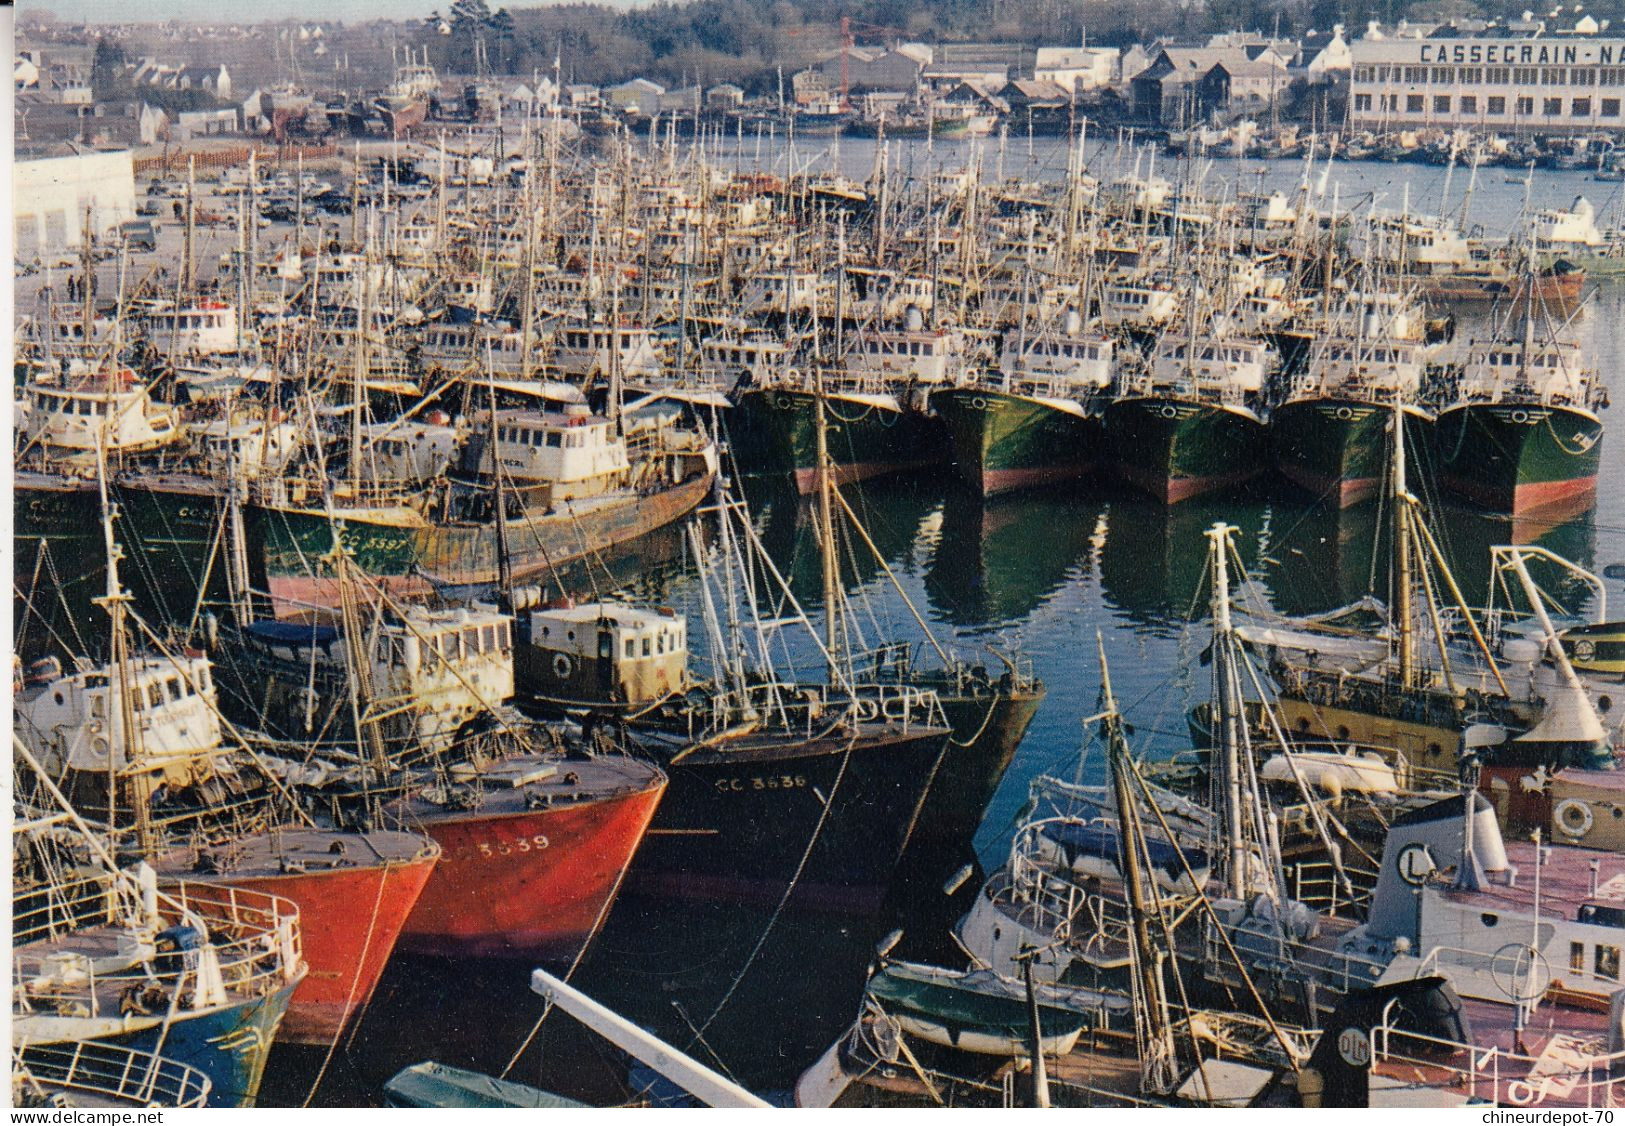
<box><xmin>1574</xmin><ymin>97</ymin><xmax>1592</xmax><ymax>116</ymax></box>
<box><xmin>1434</xmin><ymin>95</ymin><xmax>1451</xmax><ymax>113</ymax></box>
<box><xmin>1488</xmin><ymin>95</ymin><xmax>1506</xmax><ymax>114</ymax></box>
<box><xmin>1407</xmin><ymin>94</ymin><xmax>1424</xmax><ymax>112</ymax></box>
<box><xmin>1604</xmin><ymin>98</ymin><xmax>1621</xmax><ymax>116</ymax></box>
<box><xmin>1461</xmin><ymin>95</ymin><xmax>1477</xmax><ymax>113</ymax></box>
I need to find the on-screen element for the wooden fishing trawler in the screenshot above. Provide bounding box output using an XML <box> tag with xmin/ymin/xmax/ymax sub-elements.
<box><xmin>935</xmin><ymin>313</ymin><xmax>1116</xmax><ymax>496</ymax></box>
<box><xmin>1435</xmin><ymin>275</ymin><xmax>1607</xmax><ymax>519</ymax></box>
<box><xmin>1270</xmin><ymin>288</ymin><xmax>1434</xmax><ymax>507</ymax></box>
<box><xmin>1107</xmin><ymin>311</ymin><xmax>1274</xmax><ymax>504</ymax></box>
<box><xmin>220</xmin><ymin>592</ymin><xmax>667</xmax><ymax>963</ymax></box>
<box><xmin>11</xmin><ymin>800</ymin><xmax>306</xmax><ymax>1107</ymax></box>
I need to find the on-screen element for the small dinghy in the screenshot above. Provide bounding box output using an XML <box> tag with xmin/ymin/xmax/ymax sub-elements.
<box><xmin>384</xmin><ymin>1062</ymin><xmax>586</xmax><ymax>1109</ymax></box>
<box><xmin>864</xmin><ymin>962</ymin><xmax>1125</xmax><ymax>1057</ymax></box>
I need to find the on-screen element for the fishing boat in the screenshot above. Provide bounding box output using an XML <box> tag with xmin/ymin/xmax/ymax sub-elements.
<box><xmin>1270</xmin><ymin>288</ymin><xmax>1434</xmax><ymax>507</ymax></box>
<box><xmin>934</xmin><ymin>313</ymin><xmax>1115</xmax><ymax>496</ymax></box>
<box><xmin>1106</xmin><ymin>317</ymin><xmax>1274</xmax><ymax>504</ymax></box>
<box><xmin>1434</xmin><ymin>274</ymin><xmax>1607</xmax><ymax>519</ymax></box>
<box><xmin>11</xmin><ymin>801</ymin><xmax>305</xmax><ymax>1108</ymax></box>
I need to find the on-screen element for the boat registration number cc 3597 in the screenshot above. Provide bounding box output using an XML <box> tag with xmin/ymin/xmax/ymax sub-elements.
<box><xmin>714</xmin><ymin>775</ymin><xmax>809</xmax><ymax>793</ymax></box>
<box><xmin>447</xmin><ymin>835</ymin><xmax>551</xmax><ymax>862</ymax></box>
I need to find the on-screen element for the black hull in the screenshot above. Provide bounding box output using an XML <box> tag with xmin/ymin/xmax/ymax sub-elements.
<box><xmin>627</xmin><ymin>724</ymin><xmax>951</xmax><ymax>915</ymax></box>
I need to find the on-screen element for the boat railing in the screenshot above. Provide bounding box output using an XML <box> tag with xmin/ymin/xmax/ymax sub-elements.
<box><xmin>1371</xmin><ymin>1002</ymin><xmax>1625</xmax><ymax>1107</ymax></box>
<box><xmin>1003</xmin><ymin>836</ymin><xmax>1134</xmax><ymax>952</ymax></box>
<box><xmin>13</xmin><ymin>1042</ymin><xmax>212</xmax><ymax>1108</ymax></box>
<box><xmin>1409</xmin><ymin>942</ymin><xmax>1553</xmax><ymax>1007</ymax></box>
<box><xmin>13</xmin><ymin>874</ymin><xmax>303</xmax><ymax>1015</ymax></box>
<box><xmin>1285</xmin><ymin>860</ymin><xmax>1375</xmax><ymax>918</ymax></box>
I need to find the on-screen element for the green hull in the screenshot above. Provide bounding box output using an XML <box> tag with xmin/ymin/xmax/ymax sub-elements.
<box><xmin>1271</xmin><ymin>400</ymin><xmax>1433</xmax><ymax>508</ymax></box>
<box><xmin>254</xmin><ymin>471</ymin><xmax>714</xmax><ymax>613</ymax></box>
<box><xmin>934</xmin><ymin>387</ymin><xmax>1101</xmax><ymax>496</ymax></box>
<box><xmin>730</xmin><ymin>387</ymin><xmax>945</xmax><ymax>494</ymax></box>
<box><xmin>1105</xmin><ymin>397</ymin><xmax>1267</xmax><ymax>504</ymax></box>
<box><xmin>1437</xmin><ymin>402</ymin><xmax>1602</xmax><ymax>518</ymax></box>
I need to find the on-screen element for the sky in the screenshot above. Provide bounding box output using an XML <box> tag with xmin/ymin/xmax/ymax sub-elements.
<box><xmin>22</xmin><ymin>0</ymin><xmax>654</xmax><ymax>23</ymax></box>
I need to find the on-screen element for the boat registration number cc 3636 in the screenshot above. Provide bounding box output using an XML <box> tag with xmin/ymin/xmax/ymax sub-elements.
<box><xmin>447</xmin><ymin>835</ymin><xmax>551</xmax><ymax>861</ymax></box>
<box><xmin>714</xmin><ymin>775</ymin><xmax>809</xmax><ymax>793</ymax></box>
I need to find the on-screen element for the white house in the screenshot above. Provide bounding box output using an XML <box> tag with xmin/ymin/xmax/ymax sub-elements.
<box><xmin>1033</xmin><ymin>46</ymin><xmax>1121</xmax><ymax>92</ymax></box>
<box><xmin>1304</xmin><ymin>25</ymin><xmax>1353</xmax><ymax>80</ymax></box>
<box><xmin>607</xmin><ymin>78</ymin><xmax>664</xmax><ymax>116</ymax></box>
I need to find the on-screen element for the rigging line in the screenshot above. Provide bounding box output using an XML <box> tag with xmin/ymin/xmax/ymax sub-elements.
<box><xmin>687</xmin><ymin>737</ymin><xmax>858</xmax><ymax>1046</ymax></box>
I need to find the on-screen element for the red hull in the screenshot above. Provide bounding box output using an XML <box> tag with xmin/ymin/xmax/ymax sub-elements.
<box><xmin>399</xmin><ymin>779</ymin><xmax>666</xmax><ymax>960</ymax></box>
<box><xmin>172</xmin><ymin>845</ymin><xmax>440</xmax><ymax>1045</ymax></box>
<box><xmin>1116</xmin><ymin>462</ymin><xmax>1264</xmax><ymax>505</ymax></box>
<box><xmin>977</xmin><ymin>463</ymin><xmax>1094</xmax><ymax>497</ymax></box>
<box><xmin>1441</xmin><ymin>471</ymin><xmax>1599</xmax><ymax>522</ymax></box>
<box><xmin>790</xmin><ymin>459</ymin><xmax>936</xmax><ymax>495</ymax></box>
<box><xmin>1276</xmin><ymin>465</ymin><xmax>1381</xmax><ymax>508</ymax></box>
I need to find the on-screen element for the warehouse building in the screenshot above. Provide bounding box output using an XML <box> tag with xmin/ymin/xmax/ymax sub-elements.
<box><xmin>13</xmin><ymin>148</ymin><xmax>136</xmax><ymax>256</ymax></box>
<box><xmin>1350</xmin><ymin>29</ymin><xmax>1625</xmax><ymax>133</ymax></box>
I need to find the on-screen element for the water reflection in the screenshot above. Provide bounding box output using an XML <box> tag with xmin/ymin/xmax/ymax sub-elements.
<box><xmin>1096</xmin><ymin>493</ymin><xmax>1270</xmax><ymax>628</ymax></box>
<box><xmin>924</xmin><ymin>487</ymin><xmax>1103</xmax><ymax>628</ymax></box>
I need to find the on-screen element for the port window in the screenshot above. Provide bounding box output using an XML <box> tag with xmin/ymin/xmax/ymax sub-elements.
<box><xmin>1598</xmin><ymin>945</ymin><xmax>1620</xmax><ymax>981</ymax></box>
<box><xmin>547</xmin><ymin>432</ymin><xmax>561</xmax><ymax>448</ymax></box>
<box><xmin>167</xmin><ymin>679</ymin><xmax>183</xmax><ymax>703</ymax></box>
<box><xmin>1573</xmin><ymin>942</ymin><xmax>1587</xmax><ymax>973</ymax></box>
<box><xmin>482</xmin><ymin>625</ymin><xmax>496</xmax><ymax>652</ymax></box>
<box><xmin>148</xmin><ymin>683</ymin><xmax>164</xmax><ymax>709</ymax></box>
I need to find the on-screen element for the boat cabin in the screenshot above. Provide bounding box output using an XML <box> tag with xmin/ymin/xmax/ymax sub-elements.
<box><xmin>14</xmin><ymin>653</ymin><xmax>222</xmax><ymax>783</ymax></box>
<box><xmin>549</xmin><ymin>324</ymin><xmax>663</xmax><ymax>379</ymax></box>
<box><xmin>1151</xmin><ymin>336</ymin><xmax>1272</xmax><ymax>395</ymax></box>
<box><xmin>999</xmin><ymin>333</ymin><xmax>1115</xmax><ymax>389</ymax></box>
<box><xmin>20</xmin><ymin>377</ymin><xmax>181</xmax><ymax>457</ymax></box>
<box><xmin>513</xmin><ymin>599</ymin><xmax>688</xmax><ymax>711</ymax></box>
<box><xmin>141</xmin><ymin>302</ymin><xmax>240</xmax><ymax>356</ymax></box>
<box><xmin>844</xmin><ymin>328</ymin><xmax>966</xmax><ymax>385</ymax></box>
<box><xmin>466</xmin><ymin>406</ymin><xmax>631</xmax><ymax>501</ymax></box>
<box><xmin>242</xmin><ymin>605</ymin><xmax>514</xmax><ymax>750</ymax></box>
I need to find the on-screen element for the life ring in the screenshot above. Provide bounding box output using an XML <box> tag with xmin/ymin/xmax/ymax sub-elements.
<box><xmin>552</xmin><ymin>653</ymin><xmax>574</xmax><ymax>680</ymax></box>
<box><xmin>1510</xmin><ymin>409</ymin><xmax>1530</xmax><ymax>425</ymax></box>
<box><xmin>1554</xmin><ymin>797</ymin><xmax>1594</xmax><ymax>839</ymax></box>
<box><xmin>1574</xmin><ymin>639</ymin><xmax>1597</xmax><ymax>662</ymax></box>
<box><xmin>774</xmin><ymin>394</ymin><xmax>794</xmax><ymax>411</ymax></box>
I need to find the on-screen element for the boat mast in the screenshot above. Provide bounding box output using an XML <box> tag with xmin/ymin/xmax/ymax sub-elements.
<box><xmin>1206</xmin><ymin>523</ymin><xmax>1249</xmax><ymax>900</ymax></box>
<box><xmin>814</xmin><ymin>389</ymin><xmax>841</xmax><ymax>684</ymax></box>
<box><xmin>92</xmin><ymin>441</ymin><xmax>154</xmax><ymax>859</ymax></box>
<box><xmin>1392</xmin><ymin>397</ymin><xmax>1415</xmax><ymax>687</ymax></box>
<box><xmin>1097</xmin><ymin>635</ymin><xmax>1179</xmax><ymax>1096</ymax></box>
